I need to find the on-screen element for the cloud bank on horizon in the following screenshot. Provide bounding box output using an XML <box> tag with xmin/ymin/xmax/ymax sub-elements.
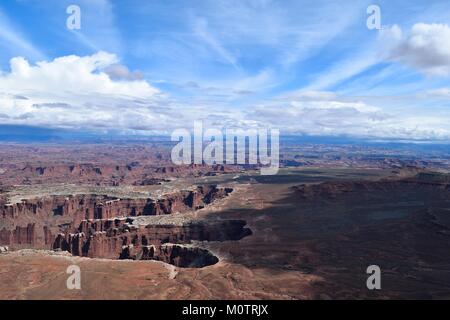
<box><xmin>1</xmin><ymin>0</ymin><xmax>450</xmax><ymax>141</ymax></box>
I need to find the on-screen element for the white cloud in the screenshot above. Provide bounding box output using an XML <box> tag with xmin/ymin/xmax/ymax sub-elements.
<box><xmin>418</xmin><ymin>88</ymin><xmax>450</xmax><ymax>99</ymax></box>
<box><xmin>305</xmin><ymin>22</ymin><xmax>450</xmax><ymax>92</ymax></box>
<box><xmin>1</xmin><ymin>52</ymin><xmax>157</xmax><ymax>98</ymax></box>
<box><xmin>0</xmin><ymin>52</ymin><xmax>165</xmax><ymax>130</ymax></box>
<box><xmin>246</xmin><ymin>90</ymin><xmax>450</xmax><ymax>140</ymax></box>
<box><xmin>250</xmin><ymin>92</ymin><xmax>387</xmax><ymax>136</ymax></box>
<box><xmin>0</xmin><ymin>52</ymin><xmax>257</xmax><ymax>134</ymax></box>
<box><xmin>1</xmin><ymin>52</ymin><xmax>450</xmax><ymax>141</ymax></box>
<box><xmin>387</xmin><ymin>23</ymin><xmax>450</xmax><ymax>76</ymax></box>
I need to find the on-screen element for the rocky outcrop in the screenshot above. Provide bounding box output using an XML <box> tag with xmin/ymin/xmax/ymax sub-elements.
<box><xmin>119</xmin><ymin>244</ymin><xmax>219</xmax><ymax>268</ymax></box>
<box><xmin>156</xmin><ymin>244</ymin><xmax>219</xmax><ymax>267</ymax></box>
<box><xmin>1</xmin><ymin>161</ymin><xmax>239</xmax><ymax>186</ymax></box>
<box><xmin>0</xmin><ymin>185</ymin><xmax>233</xmax><ymax>249</ymax></box>
<box><xmin>0</xmin><ymin>224</ymin><xmax>36</xmax><ymax>247</ymax></box>
<box><xmin>0</xmin><ymin>184</ymin><xmax>250</xmax><ymax>267</ymax></box>
<box><xmin>1</xmin><ymin>185</ymin><xmax>232</xmax><ymax>219</ymax></box>
<box><xmin>52</xmin><ymin>219</ymin><xmax>251</xmax><ymax>261</ymax></box>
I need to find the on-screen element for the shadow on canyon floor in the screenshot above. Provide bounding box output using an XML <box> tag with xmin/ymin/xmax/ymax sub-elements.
<box><xmin>207</xmin><ymin>179</ymin><xmax>450</xmax><ymax>298</ymax></box>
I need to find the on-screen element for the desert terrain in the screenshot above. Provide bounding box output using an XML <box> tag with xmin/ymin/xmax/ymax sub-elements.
<box><xmin>1</xmin><ymin>143</ymin><xmax>450</xmax><ymax>299</ymax></box>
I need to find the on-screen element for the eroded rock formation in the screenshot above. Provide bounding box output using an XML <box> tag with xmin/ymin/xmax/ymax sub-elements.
<box><xmin>52</xmin><ymin>218</ymin><xmax>251</xmax><ymax>261</ymax></box>
<box><xmin>0</xmin><ymin>185</ymin><xmax>232</xmax><ymax>247</ymax></box>
<box><xmin>121</xmin><ymin>244</ymin><xmax>220</xmax><ymax>268</ymax></box>
<box><xmin>0</xmin><ymin>185</ymin><xmax>251</xmax><ymax>267</ymax></box>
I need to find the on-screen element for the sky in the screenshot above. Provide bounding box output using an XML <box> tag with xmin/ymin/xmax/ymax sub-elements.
<box><xmin>0</xmin><ymin>0</ymin><xmax>450</xmax><ymax>141</ymax></box>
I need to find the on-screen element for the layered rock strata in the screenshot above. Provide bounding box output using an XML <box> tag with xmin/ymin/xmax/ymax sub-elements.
<box><xmin>0</xmin><ymin>185</ymin><xmax>251</xmax><ymax>267</ymax></box>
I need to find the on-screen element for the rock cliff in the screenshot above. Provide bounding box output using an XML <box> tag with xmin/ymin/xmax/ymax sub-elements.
<box><xmin>0</xmin><ymin>184</ymin><xmax>244</xmax><ymax>253</ymax></box>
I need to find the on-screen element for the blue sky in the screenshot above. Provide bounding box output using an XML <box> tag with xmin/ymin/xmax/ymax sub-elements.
<box><xmin>1</xmin><ymin>0</ymin><xmax>450</xmax><ymax>141</ymax></box>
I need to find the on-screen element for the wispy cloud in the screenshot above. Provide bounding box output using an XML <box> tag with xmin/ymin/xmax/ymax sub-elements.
<box><xmin>69</xmin><ymin>0</ymin><xmax>122</xmax><ymax>55</ymax></box>
<box><xmin>193</xmin><ymin>18</ymin><xmax>240</xmax><ymax>69</ymax></box>
<box><xmin>0</xmin><ymin>8</ymin><xmax>45</xmax><ymax>61</ymax></box>
<box><xmin>305</xmin><ymin>50</ymin><xmax>379</xmax><ymax>91</ymax></box>
<box><xmin>0</xmin><ymin>1</ymin><xmax>449</xmax><ymax>141</ymax></box>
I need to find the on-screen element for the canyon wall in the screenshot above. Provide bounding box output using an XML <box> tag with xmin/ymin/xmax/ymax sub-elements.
<box><xmin>52</xmin><ymin>219</ymin><xmax>251</xmax><ymax>266</ymax></box>
<box><xmin>1</xmin><ymin>162</ymin><xmax>236</xmax><ymax>186</ymax></box>
<box><xmin>0</xmin><ymin>185</ymin><xmax>234</xmax><ymax>251</ymax></box>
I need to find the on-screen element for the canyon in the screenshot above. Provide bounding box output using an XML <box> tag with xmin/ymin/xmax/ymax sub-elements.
<box><xmin>1</xmin><ymin>143</ymin><xmax>450</xmax><ymax>299</ymax></box>
<box><xmin>0</xmin><ymin>184</ymin><xmax>251</xmax><ymax>267</ymax></box>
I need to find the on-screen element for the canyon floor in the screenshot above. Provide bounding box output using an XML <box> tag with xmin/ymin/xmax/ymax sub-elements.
<box><xmin>2</xmin><ymin>167</ymin><xmax>450</xmax><ymax>299</ymax></box>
